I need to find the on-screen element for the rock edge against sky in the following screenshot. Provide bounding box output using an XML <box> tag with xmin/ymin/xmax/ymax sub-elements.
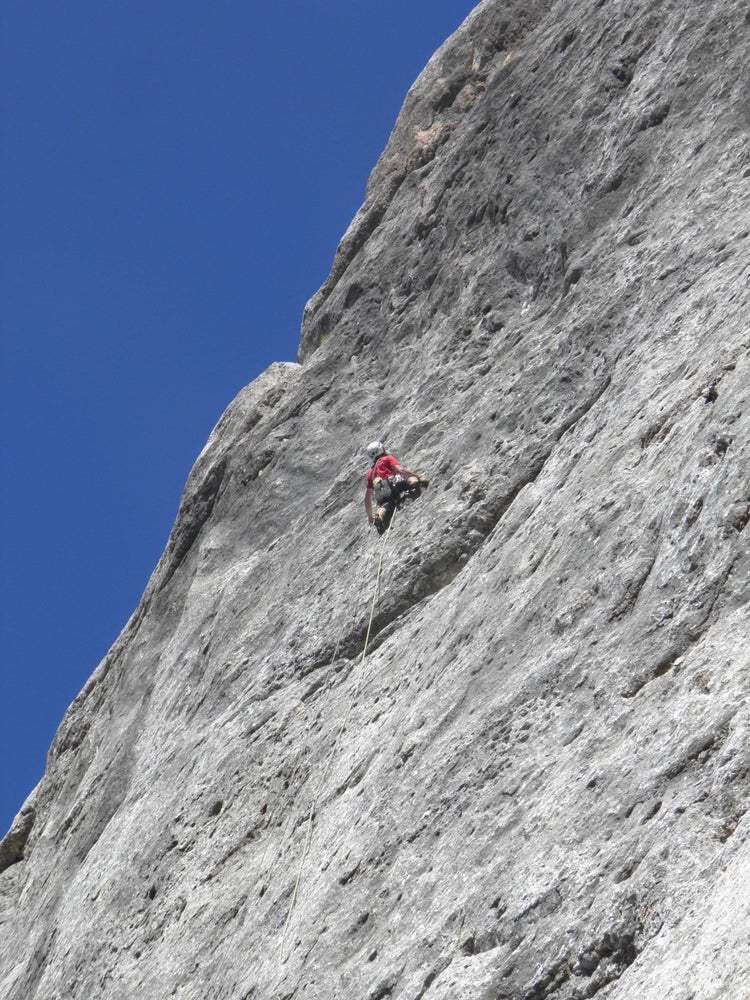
<box><xmin>2</xmin><ymin>1</ymin><xmax>749</xmax><ymax>998</ymax></box>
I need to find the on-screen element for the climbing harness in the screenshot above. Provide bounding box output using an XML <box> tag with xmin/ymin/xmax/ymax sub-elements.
<box><xmin>373</xmin><ymin>473</ymin><xmax>424</xmax><ymax>535</ymax></box>
<box><xmin>372</xmin><ymin>475</ymin><xmax>393</xmax><ymax>501</ymax></box>
<box><xmin>274</xmin><ymin>508</ymin><xmax>396</xmax><ymax>989</ymax></box>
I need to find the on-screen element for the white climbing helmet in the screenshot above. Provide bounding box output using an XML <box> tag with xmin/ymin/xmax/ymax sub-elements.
<box><xmin>366</xmin><ymin>440</ymin><xmax>386</xmax><ymax>461</ymax></box>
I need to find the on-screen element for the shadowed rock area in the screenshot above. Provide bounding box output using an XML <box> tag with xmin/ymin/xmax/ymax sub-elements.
<box><xmin>2</xmin><ymin>1</ymin><xmax>749</xmax><ymax>997</ymax></box>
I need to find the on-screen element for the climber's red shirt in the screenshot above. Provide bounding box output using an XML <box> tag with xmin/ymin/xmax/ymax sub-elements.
<box><xmin>366</xmin><ymin>454</ymin><xmax>400</xmax><ymax>490</ymax></box>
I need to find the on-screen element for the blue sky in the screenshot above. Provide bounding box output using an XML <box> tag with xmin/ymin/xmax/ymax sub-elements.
<box><xmin>0</xmin><ymin>2</ymin><xmax>477</xmax><ymax>836</ymax></box>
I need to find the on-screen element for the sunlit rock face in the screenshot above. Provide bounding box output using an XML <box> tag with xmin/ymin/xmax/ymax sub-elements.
<box><xmin>2</xmin><ymin>1</ymin><xmax>749</xmax><ymax>998</ymax></box>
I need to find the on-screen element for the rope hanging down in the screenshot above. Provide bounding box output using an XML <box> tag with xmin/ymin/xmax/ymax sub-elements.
<box><xmin>255</xmin><ymin>533</ymin><xmax>380</xmax><ymax>884</ymax></box>
<box><xmin>275</xmin><ymin>510</ymin><xmax>396</xmax><ymax>988</ymax></box>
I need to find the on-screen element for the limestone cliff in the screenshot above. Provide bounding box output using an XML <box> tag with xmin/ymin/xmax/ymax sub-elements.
<box><xmin>2</xmin><ymin>1</ymin><xmax>749</xmax><ymax>998</ymax></box>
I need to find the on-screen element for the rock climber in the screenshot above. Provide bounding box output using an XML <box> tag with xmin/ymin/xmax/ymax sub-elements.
<box><xmin>364</xmin><ymin>441</ymin><xmax>425</xmax><ymax>533</ymax></box>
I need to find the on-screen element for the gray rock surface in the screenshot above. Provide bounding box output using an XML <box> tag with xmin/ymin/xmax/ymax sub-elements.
<box><xmin>2</xmin><ymin>1</ymin><xmax>749</xmax><ymax>997</ymax></box>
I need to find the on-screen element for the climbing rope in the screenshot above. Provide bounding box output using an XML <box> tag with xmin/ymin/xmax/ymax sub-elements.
<box><xmin>257</xmin><ymin>527</ymin><xmax>382</xmax><ymax>885</ymax></box>
<box><xmin>274</xmin><ymin>509</ymin><xmax>396</xmax><ymax>989</ymax></box>
<box><xmin>256</xmin><ymin>542</ymin><xmax>376</xmax><ymax>878</ymax></box>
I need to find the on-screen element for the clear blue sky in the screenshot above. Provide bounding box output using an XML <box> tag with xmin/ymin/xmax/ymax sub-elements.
<box><xmin>0</xmin><ymin>2</ymin><xmax>477</xmax><ymax>835</ymax></box>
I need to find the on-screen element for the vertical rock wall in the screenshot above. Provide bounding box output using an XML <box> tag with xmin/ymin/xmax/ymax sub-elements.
<box><xmin>1</xmin><ymin>1</ymin><xmax>749</xmax><ymax>998</ymax></box>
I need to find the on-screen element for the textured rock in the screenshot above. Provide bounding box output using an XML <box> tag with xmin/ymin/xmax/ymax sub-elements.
<box><xmin>0</xmin><ymin>798</ymin><xmax>37</xmax><ymax>873</ymax></box>
<box><xmin>2</xmin><ymin>1</ymin><xmax>750</xmax><ymax>998</ymax></box>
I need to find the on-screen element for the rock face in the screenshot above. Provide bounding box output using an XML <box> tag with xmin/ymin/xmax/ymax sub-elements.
<box><xmin>2</xmin><ymin>1</ymin><xmax>749</xmax><ymax>997</ymax></box>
